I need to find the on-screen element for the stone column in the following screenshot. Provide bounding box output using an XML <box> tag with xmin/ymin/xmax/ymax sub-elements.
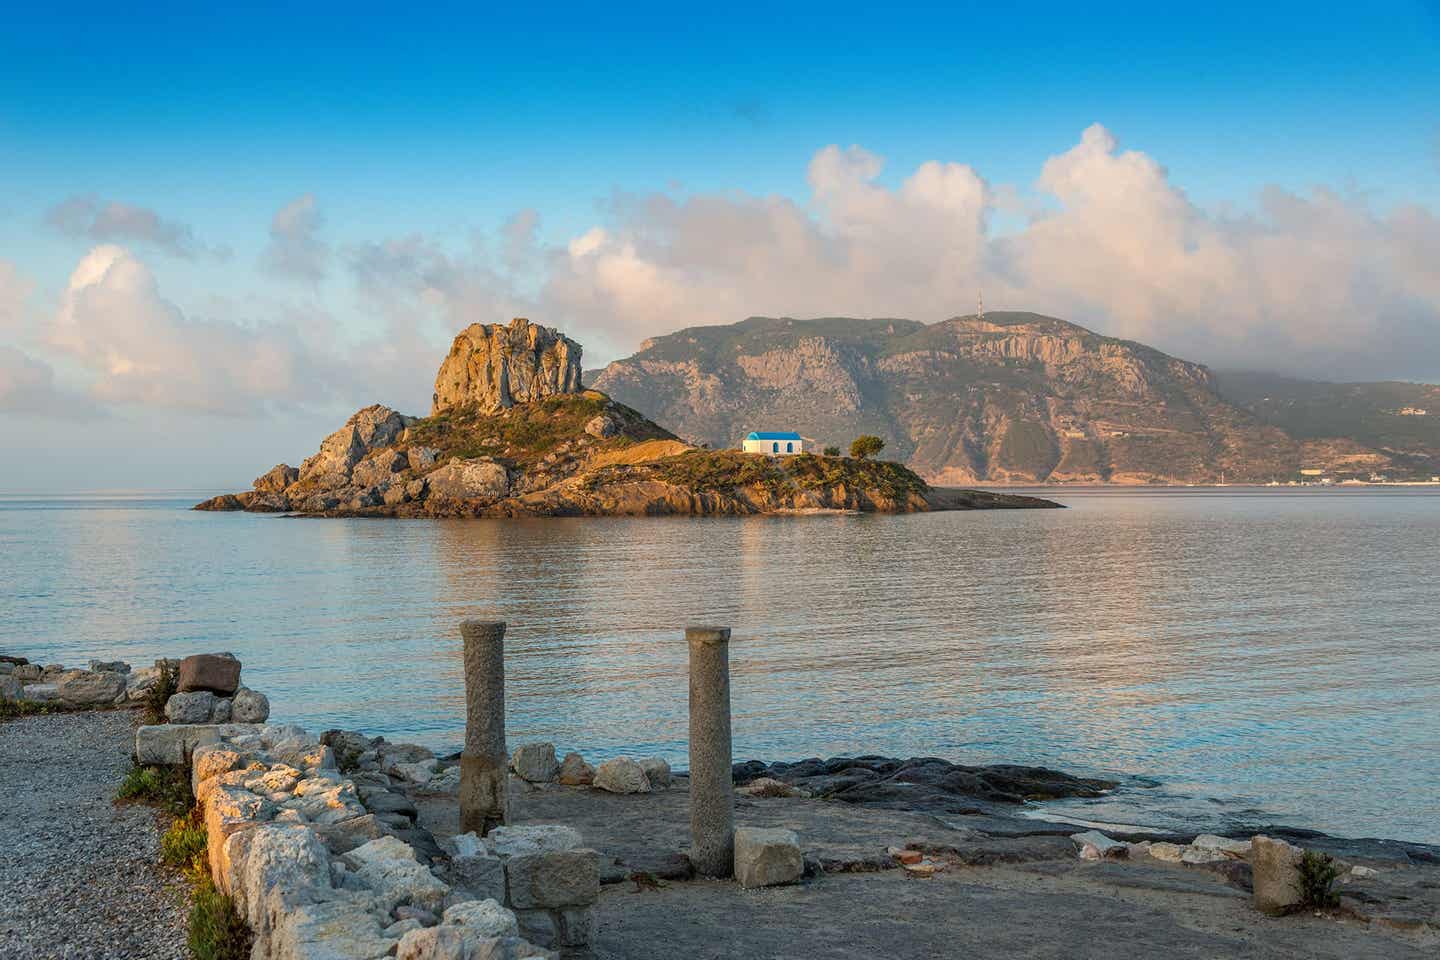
<box><xmin>686</xmin><ymin>626</ymin><xmax>734</xmax><ymax>878</ymax></box>
<box><xmin>459</xmin><ymin>620</ymin><xmax>508</xmax><ymax>836</ymax></box>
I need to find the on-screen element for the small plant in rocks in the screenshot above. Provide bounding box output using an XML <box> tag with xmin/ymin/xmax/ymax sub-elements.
<box><xmin>116</xmin><ymin>763</ymin><xmax>193</xmax><ymax>816</ymax></box>
<box><xmin>161</xmin><ymin>813</ymin><xmax>209</xmax><ymax>875</ymax></box>
<box><xmin>144</xmin><ymin>660</ymin><xmax>178</xmax><ymax>725</ymax></box>
<box><xmin>1298</xmin><ymin>850</ymin><xmax>1340</xmax><ymax>909</ymax></box>
<box><xmin>188</xmin><ymin>876</ymin><xmax>251</xmax><ymax>960</ymax></box>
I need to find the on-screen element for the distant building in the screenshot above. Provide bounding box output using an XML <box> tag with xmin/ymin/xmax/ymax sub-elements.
<box><xmin>1299</xmin><ymin>468</ymin><xmax>1325</xmax><ymax>477</ymax></box>
<box><xmin>1398</xmin><ymin>407</ymin><xmax>1428</xmax><ymax>416</ymax></box>
<box><xmin>743</xmin><ymin>431</ymin><xmax>804</xmax><ymax>455</ymax></box>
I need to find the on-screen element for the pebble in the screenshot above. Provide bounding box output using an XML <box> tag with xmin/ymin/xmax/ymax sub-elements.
<box><xmin>0</xmin><ymin>711</ymin><xmax>188</xmax><ymax>959</ymax></box>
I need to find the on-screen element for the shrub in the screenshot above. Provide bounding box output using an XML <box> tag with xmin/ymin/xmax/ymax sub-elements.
<box><xmin>0</xmin><ymin>697</ymin><xmax>71</xmax><ymax>721</ymax></box>
<box><xmin>116</xmin><ymin>763</ymin><xmax>193</xmax><ymax>817</ymax></box>
<box><xmin>188</xmin><ymin>876</ymin><xmax>251</xmax><ymax>960</ymax></box>
<box><xmin>161</xmin><ymin>813</ymin><xmax>209</xmax><ymax>875</ymax></box>
<box><xmin>822</xmin><ymin>446</ymin><xmax>840</xmax><ymax>457</ymax></box>
<box><xmin>849</xmin><ymin>435</ymin><xmax>885</xmax><ymax>460</ymax></box>
<box><xmin>144</xmin><ymin>660</ymin><xmax>178</xmax><ymax>725</ymax></box>
<box><xmin>1297</xmin><ymin>850</ymin><xmax>1340</xmax><ymax>909</ymax></box>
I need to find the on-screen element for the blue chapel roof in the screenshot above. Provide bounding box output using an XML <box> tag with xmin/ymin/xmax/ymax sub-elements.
<box><xmin>746</xmin><ymin>431</ymin><xmax>803</xmax><ymax>440</ymax></box>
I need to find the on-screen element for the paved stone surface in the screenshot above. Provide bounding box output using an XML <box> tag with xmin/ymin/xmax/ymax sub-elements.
<box><xmin>0</xmin><ymin>710</ymin><xmax>188</xmax><ymax>960</ymax></box>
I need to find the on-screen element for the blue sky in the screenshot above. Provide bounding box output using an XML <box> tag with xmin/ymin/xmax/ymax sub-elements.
<box><xmin>2</xmin><ymin>2</ymin><xmax>1439</xmax><ymax>490</ymax></box>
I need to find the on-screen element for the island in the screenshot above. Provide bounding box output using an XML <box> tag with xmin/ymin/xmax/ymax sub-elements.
<box><xmin>195</xmin><ymin>319</ymin><xmax>1060</xmax><ymax>517</ymax></box>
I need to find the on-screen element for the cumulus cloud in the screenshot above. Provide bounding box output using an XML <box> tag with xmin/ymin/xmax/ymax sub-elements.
<box><xmin>45</xmin><ymin>245</ymin><xmax>333</xmax><ymax>415</ymax></box>
<box><xmin>45</xmin><ymin>195</ymin><xmax>227</xmax><ymax>260</ymax></box>
<box><xmin>261</xmin><ymin>194</ymin><xmax>329</xmax><ymax>283</ymax></box>
<box><xmin>534</xmin><ymin>124</ymin><xmax>1440</xmax><ymax>380</ymax></box>
<box><xmin>0</xmin><ymin>346</ymin><xmax>97</xmax><ymax>417</ymax></box>
<box><xmin>0</xmin><ymin>258</ymin><xmax>32</xmax><ymax>333</ymax></box>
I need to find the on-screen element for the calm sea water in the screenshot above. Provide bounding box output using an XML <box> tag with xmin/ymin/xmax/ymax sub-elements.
<box><xmin>2</xmin><ymin>489</ymin><xmax>1437</xmax><ymax>843</ymax></box>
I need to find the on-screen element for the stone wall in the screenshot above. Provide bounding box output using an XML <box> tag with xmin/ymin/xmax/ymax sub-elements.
<box><xmin>1</xmin><ymin>655</ymin><xmax>159</xmax><ymax>707</ymax></box>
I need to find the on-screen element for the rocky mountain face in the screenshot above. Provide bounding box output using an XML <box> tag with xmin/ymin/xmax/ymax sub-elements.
<box><xmin>592</xmin><ymin>313</ymin><xmax>1419</xmax><ymax>484</ymax></box>
<box><xmin>432</xmin><ymin>317</ymin><xmax>583</xmax><ymax>416</ymax></box>
<box><xmin>196</xmin><ymin>319</ymin><xmax>1058</xmax><ymax>517</ymax></box>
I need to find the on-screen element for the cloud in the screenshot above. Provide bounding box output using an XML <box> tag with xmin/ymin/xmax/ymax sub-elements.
<box><xmin>45</xmin><ymin>195</ymin><xmax>227</xmax><ymax>260</ymax></box>
<box><xmin>532</xmin><ymin>124</ymin><xmax>1440</xmax><ymax>380</ymax></box>
<box><xmin>261</xmin><ymin>194</ymin><xmax>329</xmax><ymax>284</ymax></box>
<box><xmin>0</xmin><ymin>258</ymin><xmax>32</xmax><ymax>333</ymax></box>
<box><xmin>45</xmin><ymin>245</ymin><xmax>336</xmax><ymax>415</ymax></box>
<box><xmin>0</xmin><ymin>346</ymin><xmax>98</xmax><ymax>418</ymax></box>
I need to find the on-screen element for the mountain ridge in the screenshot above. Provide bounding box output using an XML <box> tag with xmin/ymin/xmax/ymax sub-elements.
<box><xmin>593</xmin><ymin>312</ymin><xmax>1439</xmax><ymax>483</ymax></box>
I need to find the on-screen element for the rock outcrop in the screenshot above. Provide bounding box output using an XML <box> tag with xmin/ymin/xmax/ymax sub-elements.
<box><xmin>432</xmin><ymin>318</ymin><xmax>583</xmax><ymax>416</ymax></box>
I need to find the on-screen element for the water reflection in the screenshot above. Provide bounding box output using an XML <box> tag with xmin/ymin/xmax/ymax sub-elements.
<box><xmin>2</xmin><ymin>491</ymin><xmax>1437</xmax><ymax>842</ymax></box>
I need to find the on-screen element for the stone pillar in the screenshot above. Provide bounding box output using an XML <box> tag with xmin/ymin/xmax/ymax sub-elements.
<box><xmin>459</xmin><ymin>620</ymin><xmax>508</xmax><ymax>836</ymax></box>
<box><xmin>686</xmin><ymin>626</ymin><xmax>734</xmax><ymax>878</ymax></box>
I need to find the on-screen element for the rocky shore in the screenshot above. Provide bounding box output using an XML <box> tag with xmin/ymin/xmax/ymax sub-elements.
<box><xmin>5</xmin><ymin>650</ymin><xmax>1436</xmax><ymax>959</ymax></box>
<box><xmin>193</xmin><ymin>318</ymin><xmax>1060</xmax><ymax>518</ymax></box>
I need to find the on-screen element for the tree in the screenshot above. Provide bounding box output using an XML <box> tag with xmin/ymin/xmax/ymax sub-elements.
<box><xmin>850</xmin><ymin>435</ymin><xmax>884</xmax><ymax>460</ymax></box>
<box><xmin>823</xmin><ymin>445</ymin><xmax>840</xmax><ymax>457</ymax></box>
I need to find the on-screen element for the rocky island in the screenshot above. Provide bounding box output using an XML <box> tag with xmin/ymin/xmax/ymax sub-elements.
<box><xmin>195</xmin><ymin>318</ymin><xmax>1059</xmax><ymax>517</ymax></box>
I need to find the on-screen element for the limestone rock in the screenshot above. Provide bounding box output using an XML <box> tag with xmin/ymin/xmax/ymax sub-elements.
<box><xmin>54</xmin><ymin>669</ymin><xmax>127</xmax><ymax>706</ymax></box>
<box><xmin>124</xmin><ymin>666</ymin><xmax>162</xmax><ymax>702</ymax></box>
<box><xmin>191</xmin><ymin>744</ymin><xmax>245</xmax><ymax>796</ymax></box>
<box><xmin>19</xmin><ymin>682</ymin><xmax>57</xmax><ymax>702</ymax></box>
<box><xmin>231</xmin><ymin>687</ymin><xmax>271</xmax><ymax>723</ymax></box>
<box><xmin>12</xmin><ymin>663</ymin><xmax>42</xmax><ymax>682</ymax></box>
<box><xmin>254</xmin><ymin>463</ymin><xmax>299</xmax><ymax>493</ymax></box>
<box><xmin>556</xmin><ymin>753</ymin><xmax>593</xmax><ymax>786</ymax></box>
<box><xmin>431</xmin><ymin>318</ymin><xmax>583</xmax><ymax>416</ymax></box>
<box><xmin>733</xmin><ymin>827</ymin><xmax>803</xmax><ymax>889</ymax></box>
<box><xmin>424</xmin><ymin>460</ymin><xmax>511</xmax><ymax>504</ymax></box>
<box><xmin>407</xmin><ymin>446</ymin><xmax>440</xmax><ymax>472</ymax></box>
<box><xmin>512</xmin><ymin>743</ymin><xmax>560</xmax><ymax>783</ymax></box>
<box><xmin>583</xmin><ymin>415</ymin><xmax>617</xmax><ymax>439</ymax></box>
<box><xmin>1144</xmin><ymin>841</ymin><xmax>1187</xmax><ymax>863</ymax></box>
<box><xmin>592</xmin><ymin>757</ymin><xmax>650</xmax><ymax>795</ymax></box>
<box><xmin>637</xmin><ymin>757</ymin><xmax>671</xmax><ymax>790</ymax></box>
<box><xmin>503</xmin><ymin>849</ymin><xmax>601</xmax><ymax>909</ymax></box>
<box><xmin>166</xmin><ymin>690</ymin><xmax>217</xmax><ymax>724</ymax></box>
<box><xmin>1071</xmin><ymin>830</ymin><xmax>1127</xmax><ymax>860</ymax></box>
<box><xmin>228</xmin><ymin>824</ymin><xmax>333</xmax><ymax>941</ymax></box>
<box><xmin>300</xmin><ymin>404</ymin><xmax>413</xmax><ymax>481</ymax></box>
<box><xmin>739</xmin><ymin>777</ymin><xmax>805</xmax><ymax>798</ymax></box>
<box><xmin>352</xmin><ymin>449</ymin><xmax>408</xmax><ymax>488</ymax></box>
<box><xmin>347</xmin><ymin>835</ymin><xmax>450</xmax><ymax>912</ymax></box>
<box><xmin>135</xmin><ymin>723</ymin><xmax>234</xmax><ymax>765</ymax></box>
<box><xmin>1192</xmin><ymin>834</ymin><xmax>1252</xmax><ymax>857</ymax></box>
<box><xmin>485</xmin><ymin>825</ymin><xmax>583</xmax><ymax>859</ymax></box>
<box><xmin>270</xmin><ymin>897</ymin><xmax>394</xmax><ymax>960</ymax></box>
<box><xmin>178</xmin><ymin>653</ymin><xmax>242</xmax><ymax>695</ymax></box>
<box><xmin>210</xmin><ymin>697</ymin><xmax>232</xmax><ymax>723</ymax></box>
<box><xmin>1251</xmin><ymin>835</ymin><xmax>1305</xmax><ymax>915</ymax></box>
<box><xmin>313</xmin><ymin>814</ymin><xmax>394</xmax><ymax>856</ymax></box>
<box><xmin>0</xmin><ymin>676</ymin><xmax>22</xmax><ymax>700</ymax></box>
<box><xmin>88</xmin><ymin>659</ymin><xmax>130</xmax><ymax>673</ymax></box>
<box><xmin>442</xmin><ymin>900</ymin><xmax>518</xmax><ymax>938</ymax></box>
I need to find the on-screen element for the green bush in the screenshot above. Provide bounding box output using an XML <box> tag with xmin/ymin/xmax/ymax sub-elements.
<box><xmin>143</xmin><ymin>660</ymin><xmax>178</xmax><ymax>725</ymax></box>
<box><xmin>116</xmin><ymin>764</ymin><xmax>193</xmax><ymax>816</ymax></box>
<box><xmin>161</xmin><ymin>814</ymin><xmax>209</xmax><ymax>875</ymax></box>
<box><xmin>849</xmin><ymin>435</ymin><xmax>885</xmax><ymax>460</ymax></box>
<box><xmin>1298</xmin><ymin>850</ymin><xmax>1340</xmax><ymax>909</ymax></box>
<box><xmin>822</xmin><ymin>446</ymin><xmax>840</xmax><ymax>457</ymax></box>
<box><xmin>0</xmin><ymin>696</ymin><xmax>72</xmax><ymax>721</ymax></box>
<box><xmin>188</xmin><ymin>876</ymin><xmax>251</xmax><ymax>960</ymax></box>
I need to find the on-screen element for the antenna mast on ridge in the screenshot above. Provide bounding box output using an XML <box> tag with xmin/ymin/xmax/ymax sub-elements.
<box><xmin>977</xmin><ymin>290</ymin><xmax>984</xmax><ymax>322</ymax></box>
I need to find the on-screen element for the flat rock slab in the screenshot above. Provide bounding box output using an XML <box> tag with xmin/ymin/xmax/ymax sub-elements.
<box><xmin>0</xmin><ymin>711</ymin><xmax>187</xmax><ymax>959</ymax></box>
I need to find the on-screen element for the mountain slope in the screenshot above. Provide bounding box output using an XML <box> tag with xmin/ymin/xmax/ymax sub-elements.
<box><xmin>592</xmin><ymin>313</ymin><xmax>1415</xmax><ymax>483</ymax></box>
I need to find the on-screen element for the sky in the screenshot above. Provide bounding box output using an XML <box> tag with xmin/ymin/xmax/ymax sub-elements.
<box><xmin>2</xmin><ymin>1</ymin><xmax>1439</xmax><ymax>491</ymax></box>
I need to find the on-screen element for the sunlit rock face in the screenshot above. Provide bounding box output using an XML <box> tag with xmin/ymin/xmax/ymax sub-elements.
<box><xmin>431</xmin><ymin>318</ymin><xmax>583</xmax><ymax>416</ymax></box>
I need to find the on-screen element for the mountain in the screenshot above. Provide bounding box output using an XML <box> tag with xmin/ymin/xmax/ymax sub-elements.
<box><xmin>1215</xmin><ymin>372</ymin><xmax>1440</xmax><ymax>476</ymax></box>
<box><xmin>591</xmin><ymin>312</ymin><xmax>1433</xmax><ymax>484</ymax></box>
<box><xmin>195</xmin><ymin>319</ymin><xmax>1059</xmax><ymax>516</ymax></box>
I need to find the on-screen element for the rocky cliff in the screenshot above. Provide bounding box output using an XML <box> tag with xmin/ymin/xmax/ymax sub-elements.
<box><xmin>592</xmin><ymin>313</ymin><xmax>1419</xmax><ymax>484</ymax></box>
<box><xmin>432</xmin><ymin>317</ymin><xmax>583</xmax><ymax>416</ymax></box>
<box><xmin>196</xmin><ymin>320</ymin><xmax>1058</xmax><ymax>517</ymax></box>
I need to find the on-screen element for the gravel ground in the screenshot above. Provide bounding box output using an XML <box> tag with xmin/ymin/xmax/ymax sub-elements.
<box><xmin>0</xmin><ymin>710</ymin><xmax>188</xmax><ymax>960</ymax></box>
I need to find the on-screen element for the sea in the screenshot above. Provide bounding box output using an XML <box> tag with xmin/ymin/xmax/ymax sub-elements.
<box><xmin>2</xmin><ymin>488</ymin><xmax>1436</xmax><ymax>844</ymax></box>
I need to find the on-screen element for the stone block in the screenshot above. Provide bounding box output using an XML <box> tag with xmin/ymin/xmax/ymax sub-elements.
<box><xmin>447</xmin><ymin>854</ymin><xmax>506</xmax><ymax>903</ymax></box>
<box><xmin>592</xmin><ymin>757</ymin><xmax>649</xmax><ymax>794</ymax></box>
<box><xmin>503</xmin><ymin>848</ymin><xmax>600</xmax><ymax>909</ymax></box>
<box><xmin>511</xmin><ymin>742</ymin><xmax>559</xmax><ymax>783</ymax></box>
<box><xmin>165</xmin><ymin>690</ymin><xmax>216</xmax><ymax>724</ymax></box>
<box><xmin>54</xmin><ymin>669</ymin><xmax>127</xmax><ymax>706</ymax></box>
<box><xmin>347</xmin><ymin>835</ymin><xmax>450</xmax><ymax>912</ymax></box>
<box><xmin>0</xmin><ymin>676</ymin><xmax>21</xmax><ymax>701</ymax></box>
<box><xmin>638</xmin><ymin>757</ymin><xmax>671</xmax><ymax>789</ymax></box>
<box><xmin>1252</xmin><ymin>835</ymin><xmax>1304</xmax><ymax>915</ymax></box>
<box><xmin>178</xmin><ymin>653</ymin><xmax>242</xmax><ymax>695</ymax></box>
<box><xmin>733</xmin><ymin>827</ymin><xmax>803</xmax><ymax>889</ymax></box>
<box><xmin>191</xmin><ymin>744</ymin><xmax>244</xmax><ymax>796</ymax></box>
<box><xmin>486</xmin><ymin>825</ymin><xmax>583</xmax><ymax>858</ymax></box>
<box><xmin>269</xmin><ymin>898</ymin><xmax>393</xmax><ymax>960</ymax></box>
<box><xmin>513</xmin><ymin>909</ymin><xmax>556</xmax><ymax>947</ymax></box>
<box><xmin>313</xmin><ymin>814</ymin><xmax>394</xmax><ymax>855</ymax></box>
<box><xmin>555</xmin><ymin>906</ymin><xmax>594</xmax><ymax>947</ymax></box>
<box><xmin>441</xmin><ymin>899</ymin><xmax>518</xmax><ymax>938</ymax></box>
<box><xmin>20</xmin><ymin>682</ymin><xmax>57</xmax><ymax>702</ymax></box>
<box><xmin>1071</xmin><ymin>830</ymin><xmax>1127</xmax><ymax>860</ymax></box>
<box><xmin>557</xmin><ymin>752</ymin><xmax>593</xmax><ymax>786</ymax></box>
<box><xmin>135</xmin><ymin>723</ymin><xmax>224</xmax><ymax>765</ymax></box>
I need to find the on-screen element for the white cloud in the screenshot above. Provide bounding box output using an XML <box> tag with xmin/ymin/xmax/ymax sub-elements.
<box><xmin>0</xmin><ymin>346</ymin><xmax>96</xmax><ymax>418</ymax></box>
<box><xmin>45</xmin><ymin>195</ymin><xmax>227</xmax><ymax>260</ymax></box>
<box><xmin>531</xmin><ymin>124</ymin><xmax>1440</xmax><ymax>380</ymax></box>
<box><xmin>0</xmin><ymin>258</ymin><xmax>32</xmax><ymax>333</ymax></box>
<box><xmin>261</xmin><ymin>194</ymin><xmax>329</xmax><ymax>284</ymax></box>
<box><xmin>45</xmin><ymin>245</ymin><xmax>330</xmax><ymax>415</ymax></box>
